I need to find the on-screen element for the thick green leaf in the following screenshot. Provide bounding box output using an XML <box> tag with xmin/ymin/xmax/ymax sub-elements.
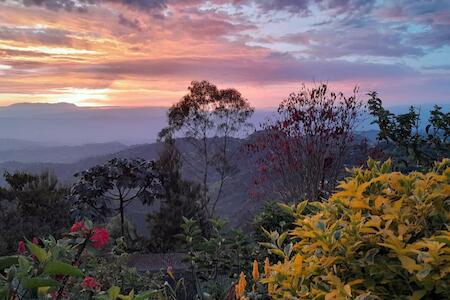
<box><xmin>258</xmin><ymin>242</ymin><xmax>277</xmax><ymax>249</ymax></box>
<box><xmin>135</xmin><ymin>290</ymin><xmax>159</xmax><ymax>300</ymax></box>
<box><xmin>43</xmin><ymin>261</ymin><xmax>84</xmax><ymax>277</ymax></box>
<box><xmin>26</xmin><ymin>242</ymin><xmax>49</xmax><ymax>263</ymax></box>
<box><xmin>0</xmin><ymin>256</ymin><xmax>18</xmax><ymax>270</ymax></box>
<box><xmin>22</xmin><ymin>277</ymin><xmax>60</xmax><ymax>289</ymax></box>
<box><xmin>0</xmin><ymin>287</ymin><xmax>8</xmax><ymax>299</ymax></box>
<box><xmin>277</xmin><ymin>232</ymin><xmax>288</xmax><ymax>248</ymax></box>
<box><xmin>108</xmin><ymin>286</ymin><xmax>121</xmax><ymax>300</ymax></box>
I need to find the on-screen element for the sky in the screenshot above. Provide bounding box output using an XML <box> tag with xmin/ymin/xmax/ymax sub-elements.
<box><xmin>0</xmin><ymin>0</ymin><xmax>449</xmax><ymax>108</ymax></box>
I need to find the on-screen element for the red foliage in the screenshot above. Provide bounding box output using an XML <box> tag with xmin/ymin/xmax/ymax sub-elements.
<box><xmin>248</xmin><ymin>83</ymin><xmax>363</xmax><ymax>202</ymax></box>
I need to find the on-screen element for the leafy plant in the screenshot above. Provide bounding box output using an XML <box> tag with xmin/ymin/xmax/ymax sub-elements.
<box><xmin>71</xmin><ymin>158</ymin><xmax>162</xmax><ymax>237</ymax></box>
<box><xmin>147</xmin><ymin>138</ymin><xmax>204</xmax><ymax>252</ymax></box>
<box><xmin>368</xmin><ymin>92</ymin><xmax>449</xmax><ymax>170</ymax></box>
<box><xmin>258</xmin><ymin>159</ymin><xmax>450</xmax><ymax>299</ymax></box>
<box><xmin>160</xmin><ymin>80</ymin><xmax>254</xmax><ymax>218</ymax></box>
<box><xmin>178</xmin><ymin>218</ymin><xmax>254</xmax><ymax>299</ymax></box>
<box><xmin>0</xmin><ymin>220</ymin><xmax>106</xmax><ymax>299</ymax></box>
<box><xmin>0</xmin><ymin>220</ymin><xmax>184</xmax><ymax>300</ymax></box>
<box><xmin>252</xmin><ymin>201</ymin><xmax>296</xmax><ymax>244</ymax></box>
<box><xmin>0</xmin><ymin>171</ymin><xmax>70</xmax><ymax>255</ymax></box>
<box><xmin>248</xmin><ymin>83</ymin><xmax>363</xmax><ymax>202</ymax></box>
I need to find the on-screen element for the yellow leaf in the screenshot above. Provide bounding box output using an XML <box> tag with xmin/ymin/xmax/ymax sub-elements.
<box><xmin>37</xmin><ymin>287</ymin><xmax>50</xmax><ymax>296</ymax></box>
<box><xmin>325</xmin><ymin>290</ymin><xmax>337</xmax><ymax>300</ymax></box>
<box><xmin>398</xmin><ymin>255</ymin><xmax>422</xmax><ymax>273</ymax></box>
<box><xmin>375</xmin><ymin>196</ymin><xmax>389</xmax><ymax>209</ymax></box>
<box><xmin>343</xmin><ymin>284</ymin><xmax>352</xmax><ymax>297</ymax></box>
<box><xmin>364</xmin><ymin>216</ymin><xmax>381</xmax><ymax>228</ymax></box>
<box><xmin>349</xmin><ymin>199</ymin><xmax>371</xmax><ymax>209</ymax></box>
<box><xmin>409</xmin><ymin>290</ymin><xmax>427</xmax><ymax>300</ymax></box>
<box><xmin>347</xmin><ymin>279</ymin><xmax>364</xmax><ymax>286</ymax></box>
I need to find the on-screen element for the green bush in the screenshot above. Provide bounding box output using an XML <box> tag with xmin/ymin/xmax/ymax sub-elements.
<box><xmin>0</xmin><ymin>172</ymin><xmax>70</xmax><ymax>255</ymax></box>
<box><xmin>253</xmin><ymin>201</ymin><xmax>296</xmax><ymax>243</ymax></box>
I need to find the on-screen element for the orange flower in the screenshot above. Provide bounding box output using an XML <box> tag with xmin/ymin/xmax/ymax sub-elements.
<box><xmin>293</xmin><ymin>254</ymin><xmax>303</xmax><ymax>275</ymax></box>
<box><xmin>235</xmin><ymin>272</ymin><xmax>246</xmax><ymax>299</ymax></box>
<box><xmin>264</xmin><ymin>257</ymin><xmax>270</xmax><ymax>276</ymax></box>
<box><xmin>252</xmin><ymin>259</ymin><xmax>259</xmax><ymax>281</ymax></box>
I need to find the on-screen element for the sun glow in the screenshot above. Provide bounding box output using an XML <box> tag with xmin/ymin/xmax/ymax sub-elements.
<box><xmin>0</xmin><ymin>43</ymin><xmax>100</xmax><ymax>56</ymax></box>
<box><xmin>48</xmin><ymin>88</ymin><xmax>112</xmax><ymax>106</ymax></box>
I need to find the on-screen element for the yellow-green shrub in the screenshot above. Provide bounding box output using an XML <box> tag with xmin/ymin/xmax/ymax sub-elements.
<box><xmin>261</xmin><ymin>159</ymin><xmax>450</xmax><ymax>299</ymax></box>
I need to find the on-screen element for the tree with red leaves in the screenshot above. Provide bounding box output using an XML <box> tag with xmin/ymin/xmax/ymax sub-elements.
<box><xmin>248</xmin><ymin>83</ymin><xmax>363</xmax><ymax>202</ymax></box>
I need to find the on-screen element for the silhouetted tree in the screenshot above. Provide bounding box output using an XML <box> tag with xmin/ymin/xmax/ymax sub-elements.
<box><xmin>160</xmin><ymin>80</ymin><xmax>254</xmax><ymax>218</ymax></box>
<box><xmin>248</xmin><ymin>83</ymin><xmax>363</xmax><ymax>202</ymax></box>
<box><xmin>0</xmin><ymin>171</ymin><xmax>70</xmax><ymax>255</ymax></box>
<box><xmin>71</xmin><ymin>158</ymin><xmax>162</xmax><ymax>237</ymax></box>
<box><xmin>368</xmin><ymin>92</ymin><xmax>449</xmax><ymax>169</ymax></box>
<box><xmin>147</xmin><ymin>138</ymin><xmax>203</xmax><ymax>251</ymax></box>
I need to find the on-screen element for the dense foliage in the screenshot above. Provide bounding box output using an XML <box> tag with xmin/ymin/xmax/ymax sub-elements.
<box><xmin>0</xmin><ymin>172</ymin><xmax>70</xmax><ymax>256</ymax></box>
<box><xmin>0</xmin><ymin>220</ymin><xmax>182</xmax><ymax>300</ymax></box>
<box><xmin>368</xmin><ymin>92</ymin><xmax>450</xmax><ymax>170</ymax></box>
<box><xmin>71</xmin><ymin>158</ymin><xmax>162</xmax><ymax>237</ymax></box>
<box><xmin>177</xmin><ymin>217</ymin><xmax>253</xmax><ymax>299</ymax></box>
<box><xmin>160</xmin><ymin>80</ymin><xmax>254</xmax><ymax>218</ymax></box>
<box><xmin>252</xmin><ymin>201</ymin><xmax>295</xmax><ymax>244</ymax></box>
<box><xmin>147</xmin><ymin>139</ymin><xmax>204</xmax><ymax>252</ymax></box>
<box><xmin>258</xmin><ymin>159</ymin><xmax>450</xmax><ymax>299</ymax></box>
<box><xmin>249</xmin><ymin>83</ymin><xmax>363</xmax><ymax>202</ymax></box>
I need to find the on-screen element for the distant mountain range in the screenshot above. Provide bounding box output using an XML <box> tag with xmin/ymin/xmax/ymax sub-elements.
<box><xmin>1</xmin><ymin>102</ymin><xmax>448</xmax><ymax>146</ymax></box>
<box><xmin>0</xmin><ymin>139</ymin><xmax>128</xmax><ymax>163</ymax></box>
<box><xmin>0</xmin><ymin>102</ymin><xmax>272</xmax><ymax>145</ymax></box>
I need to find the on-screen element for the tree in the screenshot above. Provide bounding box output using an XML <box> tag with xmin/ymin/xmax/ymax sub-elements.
<box><xmin>0</xmin><ymin>171</ymin><xmax>70</xmax><ymax>255</ymax></box>
<box><xmin>248</xmin><ymin>83</ymin><xmax>363</xmax><ymax>202</ymax></box>
<box><xmin>147</xmin><ymin>138</ymin><xmax>203</xmax><ymax>251</ymax></box>
<box><xmin>71</xmin><ymin>158</ymin><xmax>162</xmax><ymax>237</ymax></box>
<box><xmin>160</xmin><ymin>80</ymin><xmax>254</xmax><ymax>218</ymax></box>
<box><xmin>368</xmin><ymin>92</ymin><xmax>449</xmax><ymax>170</ymax></box>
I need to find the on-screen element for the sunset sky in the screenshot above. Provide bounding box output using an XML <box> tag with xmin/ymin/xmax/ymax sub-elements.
<box><xmin>0</xmin><ymin>0</ymin><xmax>449</xmax><ymax>108</ymax></box>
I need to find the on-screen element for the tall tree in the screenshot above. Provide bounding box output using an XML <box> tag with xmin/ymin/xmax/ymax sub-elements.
<box><xmin>160</xmin><ymin>80</ymin><xmax>254</xmax><ymax>218</ymax></box>
<box><xmin>368</xmin><ymin>92</ymin><xmax>449</xmax><ymax>169</ymax></box>
<box><xmin>248</xmin><ymin>83</ymin><xmax>363</xmax><ymax>202</ymax></box>
<box><xmin>0</xmin><ymin>171</ymin><xmax>70</xmax><ymax>255</ymax></box>
<box><xmin>147</xmin><ymin>138</ymin><xmax>203</xmax><ymax>251</ymax></box>
<box><xmin>71</xmin><ymin>158</ymin><xmax>162</xmax><ymax>237</ymax></box>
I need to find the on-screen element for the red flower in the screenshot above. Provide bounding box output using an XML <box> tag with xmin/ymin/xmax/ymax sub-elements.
<box><xmin>32</xmin><ymin>237</ymin><xmax>39</xmax><ymax>245</ymax></box>
<box><xmin>81</xmin><ymin>276</ymin><xmax>97</xmax><ymax>289</ymax></box>
<box><xmin>70</xmin><ymin>221</ymin><xmax>88</xmax><ymax>234</ymax></box>
<box><xmin>18</xmin><ymin>240</ymin><xmax>26</xmax><ymax>254</ymax></box>
<box><xmin>89</xmin><ymin>227</ymin><xmax>109</xmax><ymax>249</ymax></box>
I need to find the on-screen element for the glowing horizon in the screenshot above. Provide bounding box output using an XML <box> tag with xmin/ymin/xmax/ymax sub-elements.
<box><xmin>0</xmin><ymin>0</ymin><xmax>449</xmax><ymax>108</ymax></box>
